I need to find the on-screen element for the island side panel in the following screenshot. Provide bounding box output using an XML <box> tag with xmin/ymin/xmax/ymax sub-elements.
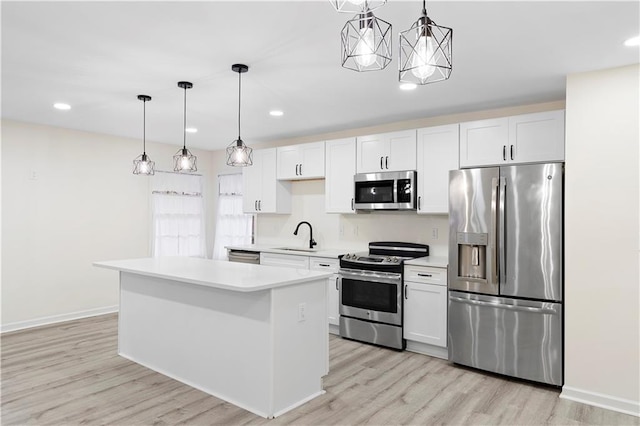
<box><xmin>118</xmin><ymin>272</ymin><xmax>273</xmax><ymax>418</ymax></box>
<box><xmin>270</xmin><ymin>278</ymin><xmax>328</xmax><ymax>417</ymax></box>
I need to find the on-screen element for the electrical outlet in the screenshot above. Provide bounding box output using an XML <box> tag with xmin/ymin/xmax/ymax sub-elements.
<box><xmin>432</xmin><ymin>228</ymin><xmax>439</xmax><ymax>239</ymax></box>
<box><xmin>298</xmin><ymin>303</ymin><xmax>306</xmax><ymax>322</ymax></box>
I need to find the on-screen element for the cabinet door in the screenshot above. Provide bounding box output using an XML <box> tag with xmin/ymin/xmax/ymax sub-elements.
<box><xmin>276</xmin><ymin>145</ymin><xmax>300</xmax><ymax>180</ymax></box>
<box><xmin>459</xmin><ymin>118</ymin><xmax>509</xmax><ymax>168</ymax></box>
<box><xmin>509</xmin><ymin>110</ymin><xmax>565</xmax><ymax>163</ymax></box>
<box><xmin>242</xmin><ymin>151</ymin><xmax>262</xmax><ymax>213</ymax></box>
<box><xmin>300</xmin><ymin>141</ymin><xmax>326</xmax><ymax>179</ymax></box>
<box><xmin>325</xmin><ymin>138</ymin><xmax>357</xmax><ymax>213</ymax></box>
<box><xmin>260</xmin><ymin>252</ymin><xmax>310</xmax><ymax>269</ymax></box>
<box><xmin>356</xmin><ymin>134</ymin><xmax>387</xmax><ymax>173</ymax></box>
<box><xmin>258</xmin><ymin>148</ymin><xmax>278</xmax><ymax>213</ymax></box>
<box><xmin>386</xmin><ymin>130</ymin><xmax>417</xmax><ymax>171</ymax></box>
<box><xmin>327</xmin><ymin>274</ymin><xmax>340</xmax><ymax>327</ymax></box>
<box><xmin>417</xmin><ymin>124</ymin><xmax>459</xmax><ymax>214</ymax></box>
<box><xmin>403</xmin><ymin>282</ymin><xmax>447</xmax><ymax>347</ymax></box>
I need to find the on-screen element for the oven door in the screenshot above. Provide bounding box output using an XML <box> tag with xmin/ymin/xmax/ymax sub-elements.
<box><xmin>338</xmin><ymin>268</ymin><xmax>402</xmax><ymax>326</ymax></box>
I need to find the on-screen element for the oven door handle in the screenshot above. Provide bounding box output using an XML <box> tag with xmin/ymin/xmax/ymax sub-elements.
<box><xmin>338</xmin><ymin>268</ymin><xmax>402</xmax><ymax>285</ymax></box>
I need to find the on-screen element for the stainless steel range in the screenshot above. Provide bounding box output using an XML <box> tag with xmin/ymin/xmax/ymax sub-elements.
<box><xmin>338</xmin><ymin>241</ymin><xmax>429</xmax><ymax>350</ymax></box>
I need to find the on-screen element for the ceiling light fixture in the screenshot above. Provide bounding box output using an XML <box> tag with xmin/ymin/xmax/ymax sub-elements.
<box><xmin>173</xmin><ymin>81</ymin><xmax>197</xmax><ymax>172</ymax></box>
<box><xmin>133</xmin><ymin>95</ymin><xmax>155</xmax><ymax>176</ymax></box>
<box><xmin>341</xmin><ymin>9</ymin><xmax>392</xmax><ymax>72</ymax></box>
<box><xmin>624</xmin><ymin>35</ymin><xmax>640</xmax><ymax>46</ymax></box>
<box><xmin>399</xmin><ymin>0</ymin><xmax>453</xmax><ymax>85</ymax></box>
<box><xmin>269</xmin><ymin>110</ymin><xmax>284</xmax><ymax>117</ymax></box>
<box><xmin>185</xmin><ymin>127</ymin><xmax>198</xmax><ymax>133</ymax></box>
<box><xmin>226</xmin><ymin>64</ymin><xmax>253</xmax><ymax>167</ymax></box>
<box><xmin>330</xmin><ymin>0</ymin><xmax>386</xmax><ymax>14</ymax></box>
<box><xmin>53</xmin><ymin>103</ymin><xmax>71</xmax><ymax>110</ymax></box>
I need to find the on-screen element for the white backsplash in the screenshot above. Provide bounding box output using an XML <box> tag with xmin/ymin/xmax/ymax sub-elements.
<box><xmin>256</xmin><ymin>180</ymin><xmax>450</xmax><ymax>257</ymax></box>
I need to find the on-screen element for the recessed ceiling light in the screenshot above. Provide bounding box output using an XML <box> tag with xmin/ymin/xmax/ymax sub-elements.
<box><xmin>185</xmin><ymin>127</ymin><xmax>198</xmax><ymax>133</ymax></box>
<box><xmin>624</xmin><ymin>35</ymin><xmax>640</xmax><ymax>47</ymax></box>
<box><xmin>399</xmin><ymin>83</ymin><xmax>417</xmax><ymax>91</ymax></box>
<box><xmin>269</xmin><ymin>110</ymin><xmax>284</xmax><ymax>117</ymax></box>
<box><xmin>53</xmin><ymin>103</ymin><xmax>71</xmax><ymax>110</ymax></box>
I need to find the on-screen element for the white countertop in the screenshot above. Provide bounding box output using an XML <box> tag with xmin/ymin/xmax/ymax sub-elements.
<box><xmin>225</xmin><ymin>244</ymin><xmax>354</xmax><ymax>259</ymax></box>
<box><xmin>404</xmin><ymin>256</ymin><xmax>449</xmax><ymax>268</ymax></box>
<box><xmin>94</xmin><ymin>257</ymin><xmax>332</xmax><ymax>292</ymax></box>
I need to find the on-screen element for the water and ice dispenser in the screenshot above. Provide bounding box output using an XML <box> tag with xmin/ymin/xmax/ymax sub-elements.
<box><xmin>456</xmin><ymin>232</ymin><xmax>488</xmax><ymax>281</ymax></box>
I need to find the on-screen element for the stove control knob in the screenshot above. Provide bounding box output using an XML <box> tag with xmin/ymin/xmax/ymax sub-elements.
<box><xmin>344</xmin><ymin>254</ymin><xmax>351</xmax><ymax>259</ymax></box>
<box><xmin>385</xmin><ymin>257</ymin><xmax>392</xmax><ymax>262</ymax></box>
<box><xmin>392</xmin><ymin>257</ymin><xmax>400</xmax><ymax>263</ymax></box>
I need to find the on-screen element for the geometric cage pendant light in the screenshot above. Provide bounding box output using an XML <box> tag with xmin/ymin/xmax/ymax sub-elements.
<box><xmin>330</xmin><ymin>0</ymin><xmax>387</xmax><ymax>14</ymax></box>
<box><xmin>132</xmin><ymin>94</ymin><xmax>155</xmax><ymax>175</ymax></box>
<box><xmin>226</xmin><ymin>64</ymin><xmax>253</xmax><ymax>167</ymax></box>
<box><xmin>341</xmin><ymin>8</ymin><xmax>392</xmax><ymax>72</ymax></box>
<box><xmin>173</xmin><ymin>81</ymin><xmax>198</xmax><ymax>172</ymax></box>
<box><xmin>399</xmin><ymin>0</ymin><xmax>453</xmax><ymax>85</ymax></box>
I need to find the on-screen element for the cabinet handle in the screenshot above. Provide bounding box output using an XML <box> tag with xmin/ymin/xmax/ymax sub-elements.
<box><xmin>418</xmin><ymin>196</ymin><xmax>421</xmax><ymax>210</ymax></box>
<box><xmin>258</xmin><ymin>200</ymin><xmax>261</xmax><ymax>211</ymax></box>
<box><xmin>510</xmin><ymin>145</ymin><xmax>514</xmax><ymax>160</ymax></box>
<box><xmin>417</xmin><ymin>273</ymin><xmax>433</xmax><ymax>277</ymax></box>
<box><xmin>255</xmin><ymin>200</ymin><xmax>258</xmax><ymax>211</ymax></box>
<box><xmin>380</xmin><ymin>156</ymin><xmax>384</xmax><ymax>170</ymax></box>
<box><xmin>299</xmin><ymin>164</ymin><xmax>302</xmax><ymax>175</ymax></box>
<box><xmin>404</xmin><ymin>284</ymin><xmax>408</xmax><ymax>299</ymax></box>
<box><xmin>336</xmin><ymin>277</ymin><xmax>339</xmax><ymax>291</ymax></box>
<box><xmin>503</xmin><ymin>145</ymin><xmax>506</xmax><ymax>161</ymax></box>
<box><xmin>351</xmin><ymin>198</ymin><xmax>355</xmax><ymax>210</ymax></box>
<box><xmin>385</xmin><ymin>156</ymin><xmax>389</xmax><ymax>169</ymax></box>
<box><xmin>295</xmin><ymin>164</ymin><xmax>299</xmax><ymax>176</ymax></box>
<box><xmin>319</xmin><ymin>263</ymin><xmax>331</xmax><ymax>267</ymax></box>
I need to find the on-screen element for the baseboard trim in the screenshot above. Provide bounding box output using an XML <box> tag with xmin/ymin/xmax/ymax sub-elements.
<box><xmin>406</xmin><ymin>340</ymin><xmax>449</xmax><ymax>360</ymax></box>
<box><xmin>560</xmin><ymin>385</ymin><xmax>640</xmax><ymax>417</ymax></box>
<box><xmin>1</xmin><ymin>305</ymin><xmax>119</xmax><ymax>334</ymax></box>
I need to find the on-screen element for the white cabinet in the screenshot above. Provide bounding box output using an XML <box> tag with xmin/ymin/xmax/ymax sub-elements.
<box><xmin>403</xmin><ymin>265</ymin><xmax>448</xmax><ymax>359</ymax></box>
<box><xmin>356</xmin><ymin>130</ymin><xmax>417</xmax><ymax>173</ymax></box>
<box><xmin>277</xmin><ymin>141</ymin><xmax>325</xmax><ymax>180</ymax></box>
<box><xmin>260</xmin><ymin>252</ymin><xmax>310</xmax><ymax>269</ymax></box>
<box><xmin>416</xmin><ymin>124</ymin><xmax>459</xmax><ymax>214</ymax></box>
<box><xmin>460</xmin><ymin>110</ymin><xmax>565</xmax><ymax>168</ymax></box>
<box><xmin>243</xmin><ymin>148</ymin><xmax>292</xmax><ymax>214</ymax></box>
<box><xmin>325</xmin><ymin>138</ymin><xmax>357</xmax><ymax>214</ymax></box>
<box><xmin>310</xmin><ymin>257</ymin><xmax>340</xmax><ymax>332</ymax></box>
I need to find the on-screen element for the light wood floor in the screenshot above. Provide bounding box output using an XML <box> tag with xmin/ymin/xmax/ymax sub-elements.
<box><xmin>1</xmin><ymin>314</ymin><xmax>637</xmax><ymax>426</ymax></box>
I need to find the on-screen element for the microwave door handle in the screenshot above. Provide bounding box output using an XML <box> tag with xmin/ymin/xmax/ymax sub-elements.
<box><xmin>498</xmin><ymin>177</ymin><xmax>507</xmax><ymax>286</ymax></box>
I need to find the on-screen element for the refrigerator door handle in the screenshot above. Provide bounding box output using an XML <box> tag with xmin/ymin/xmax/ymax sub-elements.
<box><xmin>449</xmin><ymin>296</ymin><xmax>560</xmax><ymax>315</ymax></box>
<box><xmin>490</xmin><ymin>177</ymin><xmax>499</xmax><ymax>286</ymax></box>
<box><xmin>499</xmin><ymin>176</ymin><xmax>507</xmax><ymax>286</ymax></box>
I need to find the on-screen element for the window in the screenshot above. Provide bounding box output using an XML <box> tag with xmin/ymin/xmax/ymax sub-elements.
<box><xmin>212</xmin><ymin>173</ymin><xmax>254</xmax><ymax>260</ymax></box>
<box><xmin>151</xmin><ymin>172</ymin><xmax>206</xmax><ymax>258</ymax></box>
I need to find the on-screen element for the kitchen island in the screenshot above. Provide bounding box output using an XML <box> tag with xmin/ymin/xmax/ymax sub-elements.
<box><xmin>93</xmin><ymin>257</ymin><xmax>332</xmax><ymax>419</ymax></box>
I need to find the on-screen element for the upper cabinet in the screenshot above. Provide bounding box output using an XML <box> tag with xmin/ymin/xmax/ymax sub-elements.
<box><xmin>356</xmin><ymin>130</ymin><xmax>417</xmax><ymax>173</ymax></box>
<box><xmin>277</xmin><ymin>141</ymin><xmax>325</xmax><ymax>180</ymax></box>
<box><xmin>416</xmin><ymin>124</ymin><xmax>459</xmax><ymax>214</ymax></box>
<box><xmin>325</xmin><ymin>137</ymin><xmax>357</xmax><ymax>214</ymax></box>
<box><xmin>243</xmin><ymin>148</ymin><xmax>291</xmax><ymax>214</ymax></box>
<box><xmin>459</xmin><ymin>110</ymin><xmax>565</xmax><ymax>168</ymax></box>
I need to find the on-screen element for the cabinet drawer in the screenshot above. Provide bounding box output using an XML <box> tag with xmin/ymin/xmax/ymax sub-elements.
<box><xmin>260</xmin><ymin>252</ymin><xmax>310</xmax><ymax>269</ymax></box>
<box><xmin>404</xmin><ymin>265</ymin><xmax>447</xmax><ymax>286</ymax></box>
<box><xmin>309</xmin><ymin>257</ymin><xmax>339</xmax><ymax>273</ymax></box>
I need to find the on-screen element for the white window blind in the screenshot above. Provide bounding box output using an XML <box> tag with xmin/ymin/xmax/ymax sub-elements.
<box><xmin>212</xmin><ymin>173</ymin><xmax>254</xmax><ymax>260</ymax></box>
<box><xmin>151</xmin><ymin>172</ymin><xmax>206</xmax><ymax>258</ymax></box>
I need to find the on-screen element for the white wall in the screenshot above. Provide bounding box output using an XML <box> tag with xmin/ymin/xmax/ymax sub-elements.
<box><xmin>1</xmin><ymin>120</ymin><xmax>214</xmax><ymax>330</ymax></box>
<box><xmin>562</xmin><ymin>64</ymin><xmax>639</xmax><ymax>415</ymax></box>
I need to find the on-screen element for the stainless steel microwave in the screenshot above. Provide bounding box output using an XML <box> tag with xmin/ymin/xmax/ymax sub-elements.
<box><xmin>354</xmin><ymin>170</ymin><xmax>417</xmax><ymax>210</ymax></box>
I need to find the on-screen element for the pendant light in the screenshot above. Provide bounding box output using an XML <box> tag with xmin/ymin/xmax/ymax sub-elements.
<box><xmin>399</xmin><ymin>0</ymin><xmax>453</xmax><ymax>85</ymax></box>
<box><xmin>132</xmin><ymin>95</ymin><xmax>155</xmax><ymax>175</ymax></box>
<box><xmin>330</xmin><ymin>0</ymin><xmax>386</xmax><ymax>14</ymax></box>
<box><xmin>173</xmin><ymin>81</ymin><xmax>197</xmax><ymax>172</ymax></box>
<box><xmin>341</xmin><ymin>8</ymin><xmax>392</xmax><ymax>72</ymax></box>
<box><xmin>226</xmin><ymin>64</ymin><xmax>253</xmax><ymax>167</ymax></box>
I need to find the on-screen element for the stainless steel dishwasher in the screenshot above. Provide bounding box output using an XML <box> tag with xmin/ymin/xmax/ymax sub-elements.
<box><xmin>227</xmin><ymin>249</ymin><xmax>260</xmax><ymax>264</ymax></box>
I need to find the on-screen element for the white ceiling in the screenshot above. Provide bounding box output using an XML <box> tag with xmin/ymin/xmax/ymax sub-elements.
<box><xmin>2</xmin><ymin>1</ymin><xmax>638</xmax><ymax>151</ymax></box>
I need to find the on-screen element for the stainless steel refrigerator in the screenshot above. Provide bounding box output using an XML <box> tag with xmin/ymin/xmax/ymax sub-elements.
<box><xmin>448</xmin><ymin>163</ymin><xmax>563</xmax><ymax>386</ymax></box>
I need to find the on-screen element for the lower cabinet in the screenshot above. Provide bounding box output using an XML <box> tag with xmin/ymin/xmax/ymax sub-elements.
<box><xmin>260</xmin><ymin>253</ymin><xmax>340</xmax><ymax>335</ymax></box>
<box><xmin>403</xmin><ymin>265</ymin><xmax>448</xmax><ymax>359</ymax></box>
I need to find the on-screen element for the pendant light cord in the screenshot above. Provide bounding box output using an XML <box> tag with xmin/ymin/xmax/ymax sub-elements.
<box><xmin>143</xmin><ymin>99</ymin><xmax>147</xmax><ymax>154</ymax></box>
<box><xmin>237</xmin><ymin>70</ymin><xmax>242</xmax><ymax>140</ymax></box>
<box><xmin>182</xmin><ymin>86</ymin><xmax>187</xmax><ymax>150</ymax></box>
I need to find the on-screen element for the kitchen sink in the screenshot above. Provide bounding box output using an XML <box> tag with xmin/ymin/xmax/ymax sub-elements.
<box><xmin>274</xmin><ymin>247</ymin><xmax>318</xmax><ymax>253</ymax></box>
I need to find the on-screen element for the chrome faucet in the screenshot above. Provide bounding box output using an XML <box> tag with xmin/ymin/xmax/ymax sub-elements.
<box><xmin>293</xmin><ymin>221</ymin><xmax>317</xmax><ymax>249</ymax></box>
